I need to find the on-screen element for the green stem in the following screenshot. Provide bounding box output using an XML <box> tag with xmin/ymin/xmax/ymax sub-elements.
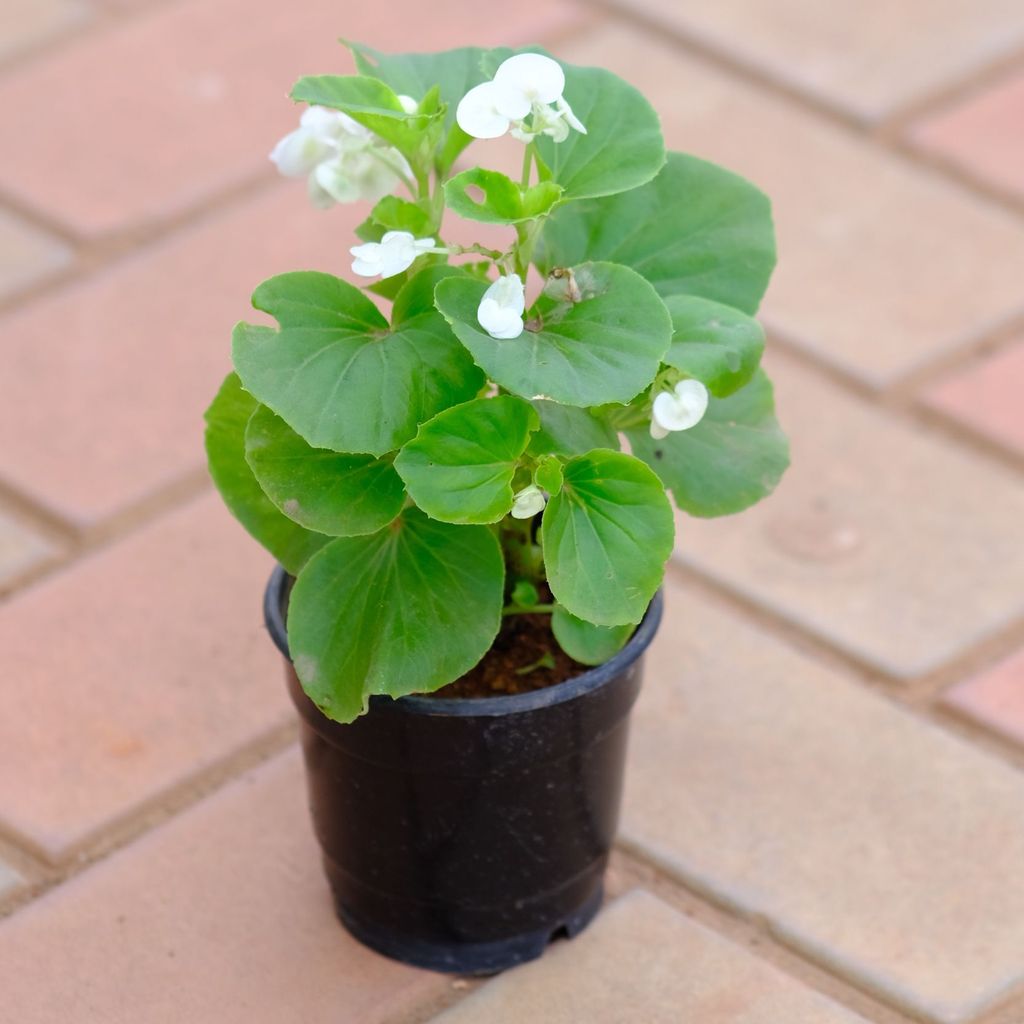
<box><xmin>520</xmin><ymin>143</ymin><xmax>534</xmax><ymax>189</ymax></box>
<box><xmin>447</xmin><ymin>242</ymin><xmax>506</xmax><ymax>261</ymax></box>
<box><xmin>502</xmin><ymin>603</ymin><xmax>555</xmax><ymax>617</ymax></box>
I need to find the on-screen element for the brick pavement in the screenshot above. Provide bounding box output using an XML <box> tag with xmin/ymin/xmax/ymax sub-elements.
<box><xmin>1</xmin><ymin>2</ymin><xmax>1023</xmax><ymax>1022</ymax></box>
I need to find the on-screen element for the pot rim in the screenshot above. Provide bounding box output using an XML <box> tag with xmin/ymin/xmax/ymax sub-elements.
<box><xmin>264</xmin><ymin>564</ymin><xmax>662</xmax><ymax>718</ymax></box>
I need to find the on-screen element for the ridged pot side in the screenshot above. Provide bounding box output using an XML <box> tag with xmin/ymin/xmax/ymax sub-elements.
<box><xmin>265</xmin><ymin>566</ymin><xmax>663</xmax><ymax>974</ymax></box>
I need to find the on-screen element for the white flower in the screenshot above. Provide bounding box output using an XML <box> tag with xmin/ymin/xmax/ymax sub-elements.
<box><xmin>456</xmin><ymin>80</ymin><xmax>529</xmax><ymax>139</ymax></box>
<box><xmin>650</xmin><ymin>380</ymin><xmax>710</xmax><ymax>439</ymax></box>
<box><xmin>477</xmin><ymin>274</ymin><xmax>526</xmax><ymax>340</ymax></box>
<box><xmin>349</xmin><ymin>231</ymin><xmax>437</xmax><ymax>279</ymax></box>
<box><xmin>397</xmin><ymin>94</ymin><xmax>419</xmax><ymax>114</ymax></box>
<box><xmin>511</xmin><ymin>484</ymin><xmax>546</xmax><ymax>519</ymax></box>
<box><xmin>456</xmin><ymin>54</ymin><xmax>585</xmax><ymax>143</ymax></box>
<box><xmin>270</xmin><ymin>106</ymin><xmax>410</xmax><ymax>208</ymax></box>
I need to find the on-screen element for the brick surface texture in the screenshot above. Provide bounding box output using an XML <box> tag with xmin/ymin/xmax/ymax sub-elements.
<box><xmin>0</xmin><ymin>493</ymin><xmax>287</xmax><ymax>862</ymax></box>
<box><xmin>0</xmin><ymin>749</ymin><xmax>445</xmax><ymax>1023</ymax></box>
<box><xmin>911</xmin><ymin>69</ymin><xmax>1024</xmax><ymax>200</ymax></box>
<box><xmin>943</xmin><ymin>647</ymin><xmax>1024</xmax><ymax>749</ymax></box>
<box><xmin>624</xmin><ymin>579</ymin><xmax>1024</xmax><ymax>1024</ymax></box>
<box><xmin>2</xmin><ymin>1</ymin><xmax>1024</xmax><ymax>1022</ymax></box>
<box><xmin>606</xmin><ymin>0</ymin><xmax>1024</xmax><ymax>122</ymax></box>
<box><xmin>923</xmin><ymin>335</ymin><xmax>1024</xmax><ymax>456</ymax></box>
<box><xmin>0</xmin><ymin>207</ymin><xmax>71</xmax><ymax>300</ymax></box>
<box><xmin>0</xmin><ymin>510</ymin><xmax>56</xmax><ymax>589</ymax></box>
<box><xmin>430</xmin><ymin>891</ymin><xmax>868</xmax><ymax>1023</ymax></box>
<box><xmin>0</xmin><ymin>0</ymin><xmax>87</xmax><ymax>62</ymax></box>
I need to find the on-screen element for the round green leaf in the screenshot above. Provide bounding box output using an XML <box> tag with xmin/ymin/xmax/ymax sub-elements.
<box><xmin>204</xmin><ymin>373</ymin><xmax>328</xmax><ymax>574</ymax></box>
<box><xmin>290</xmin><ymin>75</ymin><xmax>440</xmax><ymax>161</ymax></box>
<box><xmin>287</xmin><ymin>508</ymin><xmax>504</xmax><ymax>723</ymax></box>
<box><xmin>392</xmin><ymin>265</ymin><xmax>467</xmax><ymax>323</ymax></box>
<box><xmin>232</xmin><ymin>271</ymin><xmax>484</xmax><ymax>457</ymax></box>
<box><xmin>538</xmin><ymin>151</ymin><xmax>776</xmax><ymax>315</ymax></box>
<box><xmin>445</xmin><ymin>168</ymin><xmax>561</xmax><ymax>225</ymax></box>
<box><xmin>435</xmin><ymin>263</ymin><xmax>672</xmax><ymax>407</ymax></box>
<box><xmin>541</xmin><ymin>450</ymin><xmax>674</xmax><ymax>626</ymax></box>
<box><xmin>367</xmin><ymin>196</ymin><xmax>433</xmax><ymax>236</ymax></box>
<box><xmin>627</xmin><ymin>370</ymin><xmax>789</xmax><ymax>517</ymax></box>
<box><xmin>244</xmin><ymin>405</ymin><xmax>405</xmax><ymax>537</ymax></box>
<box><xmin>394</xmin><ymin>396</ymin><xmax>539</xmax><ymax>524</ymax></box>
<box><xmin>551</xmin><ymin>605</ymin><xmax>634</xmax><ymax>666</ymax></box>
<box><xmin>348</xmin><ymin>42</ymin><xmax>492</xmax><ymax>168</ymax></box>
<box><xmin>534</xmin><ymin>455</ymin><xmax>564</xmax><ymax>495</ymax></box>
<box><xmin>663</xmin><ymin>294</ymin><xmax>765</xmax><ymax>397</ymax></box>
<box><xmin>527</xmin><ymin>400</ymin><xmax>620</xmax><ymax>457</ymax></box>
<box><xmin>534</xmin><ymin>63</ymin><xmax>665</xmax><ymax>200</ymax></box>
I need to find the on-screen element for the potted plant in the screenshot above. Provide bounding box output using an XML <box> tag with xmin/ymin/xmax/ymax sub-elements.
<box><xmin>204</xmin><ymin>41</ymin><xmax>788</xmax><ymax>974</ymax></box>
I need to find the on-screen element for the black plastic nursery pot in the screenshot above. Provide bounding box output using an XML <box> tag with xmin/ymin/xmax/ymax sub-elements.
<box><xmin>264</xmin><ymin>565</ymin><xmax>663</xmax><ymax>975</ymax></box>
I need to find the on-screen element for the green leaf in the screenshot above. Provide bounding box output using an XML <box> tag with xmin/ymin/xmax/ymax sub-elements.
<box><xmin>662</xmin><ymin>294</ymin><xmax>764</xmax><ymax>397</ymax></box>
<box><xmin>394</xmin><ymin>396</ymin><xmax>539</xmax><ymax>524</ymax></box>
<box><xmin>541</xmin><ymin>450</ymin><xmax>674</xmax><ymax>626</ymax></box>
<box><xmin>538</xmin><ymin>151</ymin><xmax>776</xmax><ymax>315</ymax></box>
<box><xmin>392</xmin><ymin>264</ymin><xmax>466</xmax><ymax>323</ymax></box>
<box><xmin>551</xmin><ymin>605</ymin><xmax>634</xmax><ymax>666</ymax></box>
<box><xmin>527</xmin><ymin>401</ymin><xmax>620</xmax><ymax>457</ymax></box>
<box><xmin>435</xmin><ymin>262</ymin><xmax>672</xmax><ymax>407</ymax></box>
<box><xmin>354</xmin><ymin>215</ymin><xmax>385</xmax><ymax>243</ymax></box>
<box><xmin>627</xmin><ymin>370</ymin><xmax>789</xmax><ymax>517</ymax></box>
<box><xmin>349</xmin><ymin>42</ymin><xmax>488</xmax><ymax>132</ymax></box>
<box><xmin>533</xmin><ymin>63</ymin><xmax>665</xmax><ymax>201</ymax></box>
<box><xmin>290</xmin><ymin>75</ymin><xmax>438</xmax><ymax>160</ymax></box>
<box><xmin>534</xmin><ymin>455</ymin><xmax>564</xmax><ymax>495</ymax></box>
<box><xmin>244</xmin><ymin>405</ymin><xmax>405</xmax><ymax>537</ymax></box>
<box><xmin>288</xmin><ymin>508</ymin><xmax>504</xmax><ymax>722</ymax></box>
<box><xmin>204</xmin><ymin>373</ymin><xmax>328</xmax><ymax>573</ymax></box>
<box><xmin>445</xmin><ymin>168</ymin><xmax>562</xmax><ymax>225</ymax></box>
<box><xmin>347</xmin><ymin>42</ymin><xmax>492</xmax><ymax>169</ymax></box>
<box><xmin>367</xmin><ymin>196</ymin><xmax>433</xmax><ymax>236</ymax></box>
<box><xmin>232</xmin><ymin>271</ymin><xmax>484</xmax><ymax>456</ymax></box>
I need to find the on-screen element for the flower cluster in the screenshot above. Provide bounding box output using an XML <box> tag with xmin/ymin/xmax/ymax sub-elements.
<box><xmin>268</xmin><ymin>55</ymin><xmax>711</xmax><ymax>458</ymax></box>
<box><xmin>270</xmin><ymin>105</ymin><xmax>413</xmax><ymax>208</ymax></box>
<box><xmin>456</xmin><ymin>53</ymin><xmax>586</xmax><ymax>143</ymax></box>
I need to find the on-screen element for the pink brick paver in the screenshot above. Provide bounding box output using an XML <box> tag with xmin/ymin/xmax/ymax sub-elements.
<box><xmin>431</xmin><ymin>891</ymin><xmax>868</xmax><ymax>1024</ymax></box>
<box><xmin>0</xmin><ymin>860</ymin><xmax>21</xmax><ymax>901</ymax></box>
<box><xmin>624</xmin><ymin>578</ymin><xmax>1024</xmax><ymax>1024</ymax></box>
<box><xmin>0</xmin><ymin>0</ymin><xmax>584</xmax><ymax>239</ymax></box>
<box><xmin>943</xmin><ymin>648</ymin><xmax>1024</xmax><ymax>749</ymax></box>
<box><xmin>608</xmin><ymin>0</ymin><xmax>1024</xmax><ymax>123</ymax></box>
<box><xmin>0</xmin><ymin>748</ymin><xmax>445</xmax><ymax>1024</ymax></box>
<box><xmin>0</xmin><ymin>0</ymin><xmax>88</xmax><ymax>63</ymax></box>
<box><xmin>0</xmin><ymin>186</ymin><xmax>359</xmax><ymax>529</ymax></box>
<box><xmin>911</xmin><ymin>70</ymin><xmax>1024</xmax><ymax>201</ymax></box>
<box><xmin>0</xmin><ymin>207</ymin><xmax>71</xmax><ymax>301</ymax></box>
<box><xmin>0</xmin><ymin>510</ymin><xmax>56</xmax><ymax>589</ymax></box>
<box><xmin>923</xmin><ymin>336</ymin><xmax>1024</xmax><ymax>456</ymax></box>
<box><xmin>0</xmin><ymin>492</ymin><xmax>287</xmax><ymax>863</ymax></box>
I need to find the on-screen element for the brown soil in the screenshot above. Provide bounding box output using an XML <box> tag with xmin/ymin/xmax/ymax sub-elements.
<box><xmin>434</xmin><ymin>613</ymin><xmax>588</xmax><ymax>699</ymax></box>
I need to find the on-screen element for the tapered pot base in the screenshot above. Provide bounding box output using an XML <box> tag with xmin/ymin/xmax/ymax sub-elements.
<box><xmin>332</xmin><ymin>876</ymin><xmax>604</xmax><ymax>975</ymax></box>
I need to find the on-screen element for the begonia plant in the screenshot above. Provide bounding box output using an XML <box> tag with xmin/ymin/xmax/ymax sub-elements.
<box><xmin>205</xmin><ymin>43</ymin><xmax>789</xmax><ymax>723</ymax></box>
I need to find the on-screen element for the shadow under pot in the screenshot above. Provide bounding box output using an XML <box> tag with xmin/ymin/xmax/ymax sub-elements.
<box><xmin>263</xmin><ymin>565</ymin><xmax>662</xmax><ymax>975</ymax></box>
